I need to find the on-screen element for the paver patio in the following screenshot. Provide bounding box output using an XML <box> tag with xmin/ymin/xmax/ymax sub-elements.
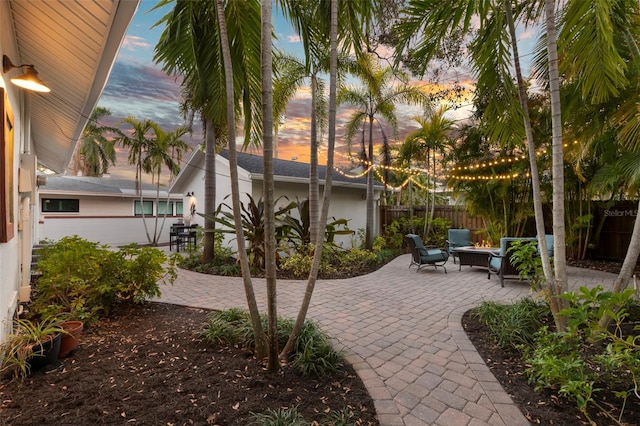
<box><xmin>155</xmin><ymin>253</ymin><xmax>618</xmax><ymax>426</ymax></box>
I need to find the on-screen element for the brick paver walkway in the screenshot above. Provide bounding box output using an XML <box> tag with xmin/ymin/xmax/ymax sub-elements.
<box><xmin>155</xmin><ymin>253</ymin><xmax>617</xmax><ymax>426</ymax></box>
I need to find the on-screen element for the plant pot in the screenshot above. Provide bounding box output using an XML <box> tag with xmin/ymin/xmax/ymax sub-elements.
<box><xmin>58</xmin><ymin>320</ymin><xmax>83</xmax><ymax>358</ymax></box>
<box><xmin>28</xmin><ymin>332</ymin><xmax>61</xmax><ymax>372</ymax></box>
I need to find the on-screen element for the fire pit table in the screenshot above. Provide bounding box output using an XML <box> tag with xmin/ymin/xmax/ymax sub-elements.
<box><xmin>451</xmin><ymin>246</ymin><xmax>500</xmax><ymax>271</ymax></box>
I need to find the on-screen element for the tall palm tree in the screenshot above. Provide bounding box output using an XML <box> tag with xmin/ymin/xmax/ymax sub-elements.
<box><xmin>146</xmin><ymin>123</ymin><xmax>190</xmax><ymax>245</ymax></box>
<box><xmin>279</xmin><ymin>0</ymin><xmax>376</xmax><ymax>360</ymax></box>
<box><xmin>259</xmin><ymin>0</ymin><xmax>280</xmax><ymax>372</ymax></box>
<box><xmin>393</xmin><ymin>0</ymin><xmax>636</xmax><ymax>331</ymax></box>
<box><xmin>214</xmin><ymin>0</ymin><xmax>269</xmax><ymax>360</ymax></box>
<box><xmin>154</xmin><ymin>0</ymin><xmax>263</xmax><ymax>264</ymax></box>
<box><xmin>117</xmin><ymin>117</ymin><xmax>188</xmax><ymax>246</ymax></box>
<box><xmin>339</xmin><ymin>54</ymin><xmax>430</xmax><ymax>249</ymax></box>
<box><xmin>404</xmin><ymin>106</ymin><xmax>453</xmax><ymax>237</ymax></box>
<box><xmin>273</xmin><ymin>53</ymin><xmax>328</xmax><ymax>245</ymax></box>
<box><xmin>75</xmin><ymin>107</ymin><xmax>120</xmax><ymax>177</ymax></box>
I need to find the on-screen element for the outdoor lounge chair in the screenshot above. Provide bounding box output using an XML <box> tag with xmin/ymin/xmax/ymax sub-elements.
<box><xmin>487</xmin><ymin>237</ymin><xmax>536</xmax><ymax>287</ymax></box>
<box><xmin>446</xmin><ymin>229</ymin><xmax>472</xmax><ymax>264</ymax></box>
<box><xmin>405</xmin><ymin>234</ymin><xmax>449</xmax><ymax>273</ymax></box>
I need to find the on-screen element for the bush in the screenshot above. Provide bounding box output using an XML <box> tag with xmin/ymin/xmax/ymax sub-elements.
<box><xmin>178</xmin><ymin>233</ymin><xmax>241</xmax><ymax>276</ymax></box>
<box><xmin>32</xmin><ymin>236</ymin><xmax>177</xmax><ymax>324</ymax></box>
<box><xmin>383</xmin><ymin>216</ymin><xmax>451</xmax><ymax>250</ymax></box>
<box><xmin>523</xmin><ymin>287</ymin><xmax>640</xmax><ymax>424</ymax></box>
<box><xmin>200</xmin><ymin>309</ymin><xmax>343</xmax><ymax>378</ymax></box>
<box><xmin>474</xmin><ymin>297</ymin><xmax>551</xmax><ymax>352</ymax></box>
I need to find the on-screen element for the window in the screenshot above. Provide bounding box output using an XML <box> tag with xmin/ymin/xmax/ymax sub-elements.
<box><xmin>42</xmin><ymin>198</ymin><xmax>79</xmax><ymax>213</ymax></box>
<box><xmin>157</xmin><ymin>200</ymin><xmax>174</xmax><ymax>215</ymax></box>
<box><xmin>134</xmin><ymin>200</ymin><xmax>153</xmax><ymax>216</ymax></box>
<box><xmin>176</xmin><ymin>201</ymin><xmax>184</xmax><ymax>216</ymax></box>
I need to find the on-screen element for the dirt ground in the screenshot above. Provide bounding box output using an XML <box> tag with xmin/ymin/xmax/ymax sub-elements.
<box><xmin>1</xmin><ymin>258</ymin><xmax>637</xmax><ymax>425</ymax></box>
<box><xmin>0</xmin><ymin>303</ymin><xmax>378</xmax><ymax>426</ymax></box>
<box><xmin>464</xmin><ymin>257</ymin><xmax>640</xmax><ymax>426</ymax></box>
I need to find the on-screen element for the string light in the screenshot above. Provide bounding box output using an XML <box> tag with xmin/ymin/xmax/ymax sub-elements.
<box><xmin>331</xmin><ymin>140</ymin><xmax>580</xmax><ymax>183</ymax></box>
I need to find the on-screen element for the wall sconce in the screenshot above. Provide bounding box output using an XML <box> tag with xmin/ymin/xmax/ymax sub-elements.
<box><xmin>3</xmin><ymin>55</ymin><xmax>51</xmax><ymax>93</ymax></box>
<box><xmin>185</xmin><ymin>191</ymin><xmax>194</xmax><ymax>197</ymax></box>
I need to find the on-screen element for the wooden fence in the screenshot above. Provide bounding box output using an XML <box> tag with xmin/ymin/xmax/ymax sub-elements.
<box><xmin>380</xmin><ymin>202</ymin><xmax>639</xmax><ymax>261</ymax></box>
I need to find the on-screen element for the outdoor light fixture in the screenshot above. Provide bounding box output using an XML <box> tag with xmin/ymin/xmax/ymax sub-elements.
<box><xmin>2</xmin><ymin>55</ymin><xmax>50</xmax><ymax>93</ymax></box>
<box><xmin>186</xmin><ymin>191</ymin><xmax>194</xmax><ymax>197</ymax></box>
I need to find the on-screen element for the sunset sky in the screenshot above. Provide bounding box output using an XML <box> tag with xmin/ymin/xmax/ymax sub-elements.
<box><xmin>96</xmin><ymin>1</ymin><xmax>536</xmax><ymax>181</ymax></box>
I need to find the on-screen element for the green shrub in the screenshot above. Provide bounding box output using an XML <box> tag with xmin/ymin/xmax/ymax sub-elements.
<box><xmin>279</xmin><ymin>243</ymin><xmax>337</xmax><ymax>279</ymax></box>
<box><xmin>474</xmin><ymin>297</ymin><xmax>551</xmax><ymax>351</ymax></box>
<box><xmin>178</xmin><ymin>233</ymin><xmax>241</xmax><ymax>276</ymax></box>
<box><xmin>506</xmin><ymin>240</ymin><xmax>548</xmax><ymax>289</ymax></box>
<box><xmin>384</xmin><ymin>216</ymin><xmax>425</xmax><ymax>250</ymax></box>
<box><xmin>32</xmin><ymin>236</ymin><xmax>176</xmax><ymax>324</ymax></box>
<box><xmin>523</xmin><ymin>287</ymin><xmax>640</xmax><ymax>424</ymax></box>
<box><xmin>199</xmin><ymin>309</ymin><xmax>343</xmax><ymax>377</ymax></box>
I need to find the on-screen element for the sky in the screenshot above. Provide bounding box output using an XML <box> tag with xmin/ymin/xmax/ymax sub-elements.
<box><xmin>96</xmin><ymin>1</ymin><xmax>539</xmax><ymax>181</ymax></box>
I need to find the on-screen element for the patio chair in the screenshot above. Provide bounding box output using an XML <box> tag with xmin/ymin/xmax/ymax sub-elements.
<box><xmin>446</xmin><ymin>229</ymin><xmax>472</xmax><ymax>264</ymax></box>
<box><xmin>487</xmin><ymin>237</ymin><xmax>536</xmax><ymax>287</ymax></box>
<box><xmin>405</xmin><ymin>234</ymin><xmax>449</xmax><ymax>273</ymax></box>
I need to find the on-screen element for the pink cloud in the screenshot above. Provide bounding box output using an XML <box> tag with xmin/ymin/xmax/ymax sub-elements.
<box><xmin>122</xmin><ymin>35</ymin><xmax>151</xmax><ymax>50</ymax></box>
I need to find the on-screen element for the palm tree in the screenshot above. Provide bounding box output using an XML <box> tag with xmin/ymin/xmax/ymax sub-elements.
<box><xmin>75</xmin><ymin>107</ymin><xmax>120</xmax><ymax>177</ymax></box>
<box><xmin>339</xmin><ymin>54</ymin><xmax>430</xmax><ymax>249</ymax></box>
<box><xmin>146</xmin><ymin>123</ymin><xmax>190</xmax><ymax>245</ymax></box>
<box><xmin>404</xmin><ymin>107</ymin><xmax>454</xmax><ymax>237</ymax></box>
<box><xmin>154</xmin><ymin>0</ymin><xmax>262</xmax><ymax>264</ymax></box>
<box><xmin>279</xmin><ymin>0</ymin><xmax>377</xmax><ymax>360</ymax></box>
<box><xmin>117</xmin><ymin>117</ymin><xmax>188</xmax><ymax>246</ymax></box>
<box><xmin>273</xmin><ymin>53</ymin><xmax>328</xmax><ymax>245</ymax></box>
<box><xmin>214</xmin><ymin>0</ymin><xmax>269</xmax><ymax>361</ymax></box>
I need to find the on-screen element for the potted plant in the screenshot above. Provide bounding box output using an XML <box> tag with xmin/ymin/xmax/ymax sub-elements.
<box><xmin>0</xmin><ymin>316</ymin><xmax>64</xmax><ymax>379</ymax></box>
<box><xmin>58</xmin><ymin>319</ymin><xmax>84</xmax><ymax>358</ymax></box>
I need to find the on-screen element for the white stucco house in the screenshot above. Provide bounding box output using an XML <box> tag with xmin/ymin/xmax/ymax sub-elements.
<box><xmin>0</xmin><ymin>1</ymin><xmax>139</xmax><ymax>343</ymax></box>
<box><xmin>37</xmin><ymin>175</ymin><xmax>185</xmax><ymax>246</ymax></box>
<box><xmin>169</xmin><ymin>148</ymin><xmax>382</xmax><ymax>249</ymax></box>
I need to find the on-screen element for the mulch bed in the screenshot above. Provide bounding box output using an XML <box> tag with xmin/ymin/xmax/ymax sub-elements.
<box><xmin>2</xmin><ymin>258</ymin><xmax>637</xmax><ymax>425</ymax></box>
<box><xmin>0</xmin><ymin>303</ymin><xmax>378</xmax><ymax>426</ymax></box>
<box><xmin>464</xmin><ymin>258</ymin><xmax>640</xmax><ymax>425</ymax></box>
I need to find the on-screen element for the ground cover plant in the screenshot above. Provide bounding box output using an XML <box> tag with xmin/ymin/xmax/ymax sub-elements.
<box><xmin>464</xmin><ymin>286</ymin><xmax>640</xmax><ymax>426</ymax></box>
<box><xmin>0</xmin><ymin>303</ymin><xmax>378</xmax><ymax>425</ymax></box>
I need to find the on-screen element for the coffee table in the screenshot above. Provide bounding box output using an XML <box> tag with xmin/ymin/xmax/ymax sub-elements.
<box><xmin>451</xmin><ymin>246</ymin><xmax>500</xmax><ymax>271</ymax></box>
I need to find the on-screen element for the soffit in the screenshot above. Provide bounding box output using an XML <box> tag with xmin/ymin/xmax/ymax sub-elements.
<box><xmin>8</xmin><ymin>0</ymin><xmax>138</xmax><ymax>173</ymax></box>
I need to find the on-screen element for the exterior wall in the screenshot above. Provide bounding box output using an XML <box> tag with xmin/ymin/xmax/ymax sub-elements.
<box><xmin>252</xmin><ymin>180</ymin><xmax>371</xmax><ymax>249</ymax></box>
<box><xmin>1</xmin><ymin>5</ymin><xmax>28</xmax><ymax>342</ymax></box>
<box><xmin>37</xmin><ymin>194</ymin><xmax>185</xmax><ymax>246</ymax></box>
<box><xmin>172</xmin><ymin>152</ymin><xmax>379</xmax><ymax>252</ymax></box>
<box><xmin>38</xmin><ymin>215</ymin><xmax>177</xmax><ymax>247</ymax></box>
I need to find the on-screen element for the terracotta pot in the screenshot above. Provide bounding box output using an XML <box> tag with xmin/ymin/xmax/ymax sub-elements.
<box><xmin>58</xmin><ymin>320</ymin><xmax>83</xmax><ymax>358</ymax></box>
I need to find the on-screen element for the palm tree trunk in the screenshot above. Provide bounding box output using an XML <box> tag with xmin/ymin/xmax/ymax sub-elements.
<box><xmin>281</xmin><ymin>0</ymin><xmax>338</xmax><ymax>360</ymax></box>
<box><xmin>216</xmin><ymin>0</ymin><xmax>267</xmax><ymax>359</ymax></box>
<box><xmin>309</xmin><ymin>73</ymin><xmax>320</xmax><ymax>245</ymax></box>
<box><xmin>423</xmin><ymin>149</ymin><xmax>430</xmax><ymax>237</ymax></box>
<box><xmin>504</xmin><ymin>0</ymin><xmax>554</xmax><ymax>295</ymax></box>
<box><xmin>203</xmin><ymin>120</ymin><xmax>216</xmax><ymax>263</ymax></box>
<box><xmin>366</xmin><ymin>113</ymin><xmax>374</xmax><ymax>250</ymax></box>
<box><xmin>545</xmin><ymin>0</ymin><xmax>569</xmax><ymax>331</ymax></box>
<box><xmin>261</xmin><ymin>0</ymin><xmax>279</xmax><ymax>372</ymax></box>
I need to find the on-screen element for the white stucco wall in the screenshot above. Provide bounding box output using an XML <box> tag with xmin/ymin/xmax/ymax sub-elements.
<box><xmin>37</xmin><ymin>193</ymin><xmax>186</xmax><ymax>247</ymax></box>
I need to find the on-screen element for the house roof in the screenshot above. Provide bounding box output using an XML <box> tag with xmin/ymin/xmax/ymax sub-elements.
<box><xmin>220</xmin><ymin>150</ymin><xmax>371</xmax><ymax>186</ymax></box>
<box><xmin>39</xmin><ymin>175</ymin><xmax>178</xmax><ymax>199</ymax></box>
<box><xmin>4</xmin><ymin>0</ymin><xmax>139</xmax><ymax>173</ymax></box>
<box><xmin>169</xmin><ymin>148</ymin><xmax>384</xmax><ymax>194</ymax></box>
